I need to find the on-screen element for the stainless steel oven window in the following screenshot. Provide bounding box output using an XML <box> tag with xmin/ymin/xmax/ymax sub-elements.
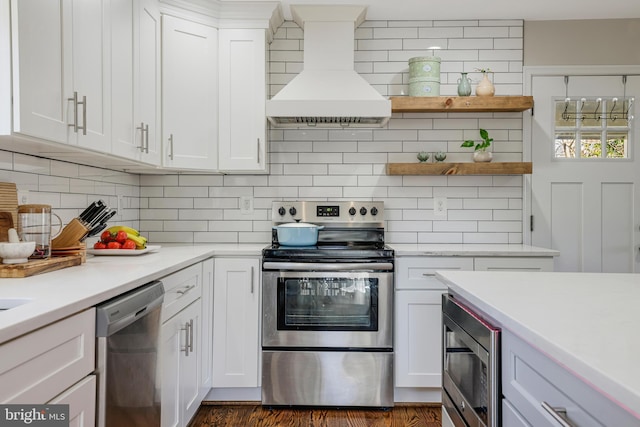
<box><xmin>278</xmin><ymin>276</ymin><xmax>378</xmax><ymax>330</ymax></box>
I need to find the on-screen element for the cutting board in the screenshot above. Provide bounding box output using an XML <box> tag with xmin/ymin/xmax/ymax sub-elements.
<box><xmin>0</xmin><ymin>183</ymin><xmax>18</xmax><ymax>240</ymax></box>
<box><xmin>0</xmin><ymin>255</ymin><xmax>82</xmax><ymax>278</ymax></box>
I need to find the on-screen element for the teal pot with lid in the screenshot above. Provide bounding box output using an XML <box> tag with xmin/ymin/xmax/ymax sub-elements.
<box><xmin>273</xmin><ymin>223</ymin><xmax>325</xmax><ymax>246</ymax></box>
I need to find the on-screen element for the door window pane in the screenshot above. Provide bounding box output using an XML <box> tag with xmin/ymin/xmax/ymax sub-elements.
<box><xmin>554</xmin><ymin>98</ymin><xmax>631</xmax><ymax>159</ymax></box>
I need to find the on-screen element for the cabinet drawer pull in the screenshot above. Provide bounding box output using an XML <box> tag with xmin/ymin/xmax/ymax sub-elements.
<box><xmin>250</xmin><ymin>266</ymin><xmax>254</xmax><ymax>293</ymax></box>
<box><xmin>187</xmin><ymin>318</ymin><xmax>194</xmax><ymax>354</ymax></box>
<box><xmin>422</xmin><ymin>273</ymin><xmax>436</xmax><ymax>277</ymax></box>
<box><xmin>541</xmin><ymin>401</ymin><xmax>575</xmax><ymax>427</ymax></box>
<box><xmin>176</xmin><ymin>284</ymin><xmax>196</xmax><ymax>296</ymax></box>
<box><xmin>169</xmin><ymin>134</ymin><xmax>174</xmax><ymax>160</ymax></box>
<box><xmin>257</xmin><ymin>138</ymin><xmax>260</xmax><ymax>163</ymax></box>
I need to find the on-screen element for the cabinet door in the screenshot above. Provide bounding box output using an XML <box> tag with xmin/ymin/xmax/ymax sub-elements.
<box><xmin>180</xmin><ymin>300</ymin><xmax>201</xmax><ymax>427</ymax></box>
<box><xmin>49</xmin><ymin>375</ymin><xmax>97</xmax><ymax>427</ymax></box>
<box><xmin>199</xmin><ymin>258</ymin><xmax>214</xmax><ymax>397</ymax></box>
<box><xmin>11</xmin><ymin>0</ymin><xmax>110</xmax><ymax>149</ymax></box>
<box><xmin>395</xmin><ymin>290</ymin><xmax>444</xmax><ymax>388</ymax></box>
<box><xmin>212</xmin><ymin>257</ymin><xmax>260</xmax><ymax>388</ymax></box>
<box><xmin>218</xmin><ymin>29</ymin><xmax>266</xmax><ymax>173</ymax></box>
<box><xmin>162</xmin><ymin>15</ymin><xmax>218</xmax><ymax>170</ymax></box>
<box><xmin>136</xmin><ymin>0</ymin><xmax>161</xmax><ymax>164</ymax></box>
<box><xmin>160</xmin><ymin>312</ymin><xmax>181</xmax><ymax>427</ymax></box>
<box><xmin>111</xmin><ymin>0</ymin><xmax>160</xmax><ymax>164</ymax></box>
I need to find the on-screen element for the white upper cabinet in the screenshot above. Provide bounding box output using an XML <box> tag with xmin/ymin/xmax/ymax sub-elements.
<box><xmin>111</xmin><ymin>0</ymin><xmax>161</xmax><ymax>165</ymax></box>
<box><xmin>218</xmin><ymin>29</ymin><xmax>267</xmax><ymax>173</ymax></box>
<box><xmin>162</xmin><ymin>15</ymin><xmax>218</xmax><ymax>171</ymax></box>
<box><xmin>11</xmin><ymin>0</ymin><xmax>111</xmax><ymax>151</ymax></box>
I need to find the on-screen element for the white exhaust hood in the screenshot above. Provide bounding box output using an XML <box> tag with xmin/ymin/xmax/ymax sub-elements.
<box><xmin>266</xmin><ymin>5</ymin><xmax>391</xmax><ymax>128</ymax></box>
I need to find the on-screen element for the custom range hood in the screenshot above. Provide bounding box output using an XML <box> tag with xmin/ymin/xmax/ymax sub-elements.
<box><xmin>266</xmin><ymin>5</ymin><xmax>391</xmax><ymax>128</ymax></box>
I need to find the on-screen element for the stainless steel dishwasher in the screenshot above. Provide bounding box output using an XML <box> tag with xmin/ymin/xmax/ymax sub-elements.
<box><xmin>95</xmin><ymin>281</ymin><xmax>164</xmax><ymax>427</ymax></box>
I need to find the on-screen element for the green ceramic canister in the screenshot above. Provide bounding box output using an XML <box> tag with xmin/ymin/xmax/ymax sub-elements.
<box><xmin>408</xmin><ymin>56</ymin><xmax>441</xmax><ymax>79</ymax></box>
<box><xmin>409</xmin><ymin>77</ymin><xmax>440</xmax><ymax>97</ymax></box>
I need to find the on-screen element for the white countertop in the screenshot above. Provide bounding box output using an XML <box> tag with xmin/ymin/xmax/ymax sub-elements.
<box><xmin>0</xmin><ymin>244</ymin><xmax>264</xmax><ymax>344</ymax></box>
<box><xmin>390</xmin><ymin>243</ymin><xmax>559</xmax><ymax>257</ymax></box>
<box><xmin>436</xmin><ymin>270</ymin><xmax>640</xmax><ymax>419</ymax></box>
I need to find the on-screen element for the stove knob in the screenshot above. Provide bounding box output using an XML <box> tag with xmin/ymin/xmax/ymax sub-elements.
<box><xmin>278</xmin><ymin>207</ymin><xmax>286</xmax><ymax>216</ymax></box>
<box><xmin>360</xmin><ymin>207</ymin><xmax>367</xmax><ymax>216</ymax></box>
<box><xmin>289</xmin><ymin>207</ymin><xmax>297</xmax><ymax>216</ymax></box>
<box><xmin>349</xmin><ymin>207</ymin><xmax>356</xmax><ymax>216</ymax></box>
<box><xmin>371</xmin><ymin>207</ymin><xmax>378</xmax><ymax>216</ymax></box>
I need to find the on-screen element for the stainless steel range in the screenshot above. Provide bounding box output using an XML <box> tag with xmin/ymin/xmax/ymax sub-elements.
<box><xmin>261</xmin><ymin>201</ymin><xmax>394</xmax><ymax>408</ymax></box>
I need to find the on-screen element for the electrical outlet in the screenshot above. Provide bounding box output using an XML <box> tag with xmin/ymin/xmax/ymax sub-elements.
<box><xmin>17</xmin><ymin>190</ymin><xmax>29</xmax><ymax>205</ymax></box>
<box><xmin>434</xmin><ymin>196</ymin><xmax>447</xmax><ymax>217</ymax></box>
<box><xmin>240</xmin><ymin>196</ymin><xmax>254</xmax><ymax>214</ymax></box>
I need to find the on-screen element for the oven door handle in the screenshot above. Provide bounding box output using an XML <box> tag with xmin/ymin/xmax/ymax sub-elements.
<box><xmin>262</xmin><ymin>262</ymin><xmax>394</xmax><ymax>271</ymax></box>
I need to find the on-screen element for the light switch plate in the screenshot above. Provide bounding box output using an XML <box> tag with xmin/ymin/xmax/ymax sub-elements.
<box><xmin>240</xmin><ymin>196</ymin><xmax>254</xmax><ymax>214</ymax></box>
<box><xmin>434</xmin><ymin>197</ymin><xmax>447</xmax><ymax>217</ymax></box>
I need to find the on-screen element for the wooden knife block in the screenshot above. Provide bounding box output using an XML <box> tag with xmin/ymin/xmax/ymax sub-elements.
<box><xmin>52</xmin><ymin>218</ymin><xmax>89</xmax><ymax>249</ymax></box>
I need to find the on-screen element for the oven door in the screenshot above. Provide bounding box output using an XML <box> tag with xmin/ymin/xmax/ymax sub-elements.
<box><xmin>442</xmin><ymin>294</ymin><xmax>500</xmax><ymax>427</ymax></box>
<box><xmin>262</xmin><ymin>267</ymin><xmax>393</xmax><ymax>349</ymax></box>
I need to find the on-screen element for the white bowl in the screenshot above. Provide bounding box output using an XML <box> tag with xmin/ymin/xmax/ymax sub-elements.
<box><xmin>0</xmin><ymin>241</ymin><xmax>36</xmax><ymax>264</ymax></box>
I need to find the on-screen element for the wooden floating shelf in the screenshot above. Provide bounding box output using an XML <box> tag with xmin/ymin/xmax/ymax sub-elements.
<box><xmin>386</xmin><ymin>162</ymin><xmax>533</xmax><ymax>176</ymax></box>
<box><xmin>390</xmin><ymin>96</ymin><xmax>534</xmax><ymax>113</ymax></box>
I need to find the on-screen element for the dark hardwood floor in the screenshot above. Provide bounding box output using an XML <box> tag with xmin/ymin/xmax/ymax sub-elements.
<box><xmin>189</xmin><ymin>403</ymin><xmax>441</xmax><ymax>427</ymax></box>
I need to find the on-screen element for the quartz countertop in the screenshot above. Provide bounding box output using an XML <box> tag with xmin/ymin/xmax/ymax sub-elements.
<box><xmin>0</xmin><ymin>244</ymin><xmax>265</xmax><ymax>344</ymax></box>
<box><xmin>390</xmin><ymin>243</ymin><xmax>559</xmax><ymax>257</ymax></box>
<box><xmin>436</xmin><ymin>270</ymin><xmax>640</xmax><ymax>420</ymax></box>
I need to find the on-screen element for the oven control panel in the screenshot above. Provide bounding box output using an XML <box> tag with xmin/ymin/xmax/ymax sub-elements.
<box><xmin>272</xmin><ymin>201</ymin><xmax>384</xmax><ymax>226</ymax></box>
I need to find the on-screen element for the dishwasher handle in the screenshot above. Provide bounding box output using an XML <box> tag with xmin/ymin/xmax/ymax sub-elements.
<box><xmin>96</xmin><ymin>280</ymin><xmax>165</xmax><ymax>337</ymax></box>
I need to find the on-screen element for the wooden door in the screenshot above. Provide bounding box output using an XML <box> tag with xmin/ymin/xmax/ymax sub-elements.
<box><xmin>530</xmin><ymin>72</ymin><xmax>640</xmax><ymax>272</ymax></box>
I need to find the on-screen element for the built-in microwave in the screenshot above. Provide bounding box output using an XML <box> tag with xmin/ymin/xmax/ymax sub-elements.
<box><xmin>442</xmin><ymin>293</ymin><xmax>501</xmax><ymax>427</ymax></box>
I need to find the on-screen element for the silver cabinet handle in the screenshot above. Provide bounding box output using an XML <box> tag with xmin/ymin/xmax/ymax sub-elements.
<box><xmin>79</xmin><ymin>95</ymin><xmax>87</xmax><ymax>135</ymax></box>
<box><xmin>176</xmin><ymin>284</ymin><xmax>196</xmax><ymax>296</ymax></box>
<box><xmin>422</xmin><ymin>273</ymin><xmax>437</xmax><ymax>277</ymax></box>
<box><xmin>136</xmin><ymin>122</ymin><xmax>145</xmax><ymax>152</ymax></box>
<box><xmin>250</xmin><ymin>266</ymin><xmax>254</xmax><ymax>294</ymax></box>
<box><xmin>188</xmin><ymin>318</ymin><xmax>194</xmax><ymax>353</ymax></box>
<box><xmin>68</xmin><ymin>91</ymin><xmax>87</xmax><ymax>134</ymax></box>
<box><xmin>257</xmin><ymin>138</ymin><xmax>260</xmax><ymax>163</ymax></box>
<box><xmin>68</xmin><ymin>91</ymin><xmax>78</xmax><ymax>133</ymax></box>
<box><xmin>169</xmin><ymin>134</ymin><xmax>174</xmax><ymax>160</ymax></box>
<box><xmin>181</xmin><ymin>322</ymin><xmax>190</xmax><ymax>356</ymax></box>
<box><xmin>144</xmin><ymin>123</ymin><xmax>149</xmax><ymax>153</ymax></box>
<box><xmin>541</xmin><ymin>401</ymin><xmax>575</xmax><ymax>427</ymax></box>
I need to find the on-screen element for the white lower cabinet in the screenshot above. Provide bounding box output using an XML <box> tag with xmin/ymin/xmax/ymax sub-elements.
<box><xmin>212</xmin><ymin>257</ymin><xmax>260</xmax><ymax>388</ymax></box>
<box><xmin>502</xmin><ymin>329</ymin><xmax>639</xmax><ymax>427</ymax></box>
<box><xmin>395</xmin><ymin>257</ymin><xmax>472</xmax><ymax>392</ymax></box>
<box><xmin>160</xmin><ymin>261</ymin><xmax>207</xmax><ymax>427</ymax></box>
<box><xmin>49</xmin><ymin>375</ymin><xmax>97</xmax><ymax>427</ymax></box>
<box><xmin>0</xmin><ymin>308</ymin><xmax>96</xmax><ymax>425</ymax></box>
<box><xmin>394</xmin><ymin>255</ymin><xmax>554</xmax><ymax>402</ymax></box>
<box><xmin>161</xmin><ymin>299</ymin><xmax>201</xmax><ymax>427</ymax></box>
